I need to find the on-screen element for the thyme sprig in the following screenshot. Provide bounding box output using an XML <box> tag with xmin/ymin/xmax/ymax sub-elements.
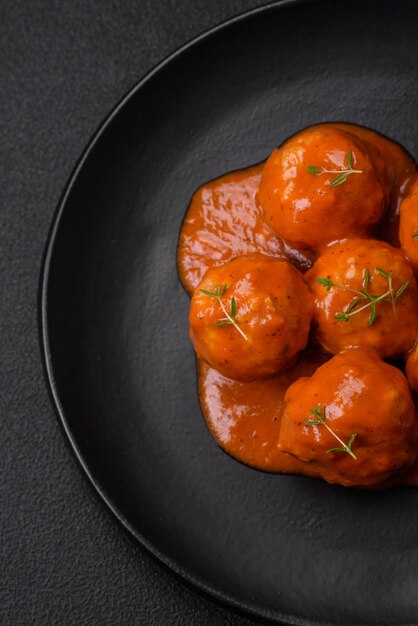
<box><xmin>316</xmin><ymin>267</ymin><xmax>409</xmax><ymax>326</ymax></box>
<box><xmin>199</xmin><ymin>284</ymin><xmax>248</xmax><ymax>341</ymax></box>
<box><xmin>304</xmin><ymin>405</ymin><xmax>357</xmax><ymax>460</ymax></box>
<box><xmin>307</xmin><ymin>150</ymin><xmax>362</xmax><ymax>187</ymax></box>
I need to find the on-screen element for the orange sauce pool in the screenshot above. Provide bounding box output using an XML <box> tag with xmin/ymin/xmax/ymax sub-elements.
<box><xmin>178</xmin><ymin>165</ymin><xmax>314</xmax><ymax>295</ymax></box>
<box><xmin>198</xmin><ymin>350</ymin><xmax>327</xmax><ymax>476</ymax></box>
<box><xmin>177</xmin><ymin>123</ymin><xmax>418</xmax><ymax>487</ymax></box>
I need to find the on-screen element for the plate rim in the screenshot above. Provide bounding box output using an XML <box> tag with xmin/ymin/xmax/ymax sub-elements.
<box><xmin>38</xmin><ymin>1</ymin><xmax>401</xmax><ymax>625</ymax></box>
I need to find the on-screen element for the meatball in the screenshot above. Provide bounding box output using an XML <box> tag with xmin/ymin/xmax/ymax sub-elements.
<box><xmin>278</xmin><ymin>348</ymin><xmax>418</xmax><ymax>487</ymax></box>
<box><xmin>257</xmin><ymin>125</ymin><xmax>388</xmax><ymax>249</ymax></box>
<box><xmin>189</xmin><ymin>253</ymin><xmax>312</xmax><ymax>381</ymax></box>
<box><xmin>399</xmin><ymin>177</ymin><xmax>418</xmax><ymax>268</ymax></box>
<box><xmin>305</xmin><ymin>238</ymin><xmax>418</xmax><ymax>358</ymax></box>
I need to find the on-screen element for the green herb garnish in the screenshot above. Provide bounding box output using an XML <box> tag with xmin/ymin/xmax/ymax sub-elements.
<box><xmin>199</xmin><ymin>284</ymin><xmax>248</xmax><ymax>341</ymax></box>
<box><xmin>305</xmin><ymin>405</ymin><xmax>357</xmax><ymax>460</ymax></box>
<box><xmin>316</xmin><ymin>267</ymin><xmax>409</xmax><ymax>326</ymax></box>
<box><xmin>307</xmin><ymin>149</ymin><xmax>363</xmax><ymax>187</ymax></box>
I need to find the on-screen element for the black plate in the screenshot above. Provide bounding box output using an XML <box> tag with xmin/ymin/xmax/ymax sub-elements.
<box><xmin>41</xmin><ymin>1</ymin><xmax>418</xmax><ymax>624</ymax></box>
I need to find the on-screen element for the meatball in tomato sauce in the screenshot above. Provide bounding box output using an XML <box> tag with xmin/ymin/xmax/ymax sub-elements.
<box><xmin>278</xmin><ymin>348</ymin><xmax>418</xmax><ymax>487</ymax></box>
<box><xmin>258</xmin><ymin>126</ymin><xmax>388</xmax><ymax>249</ymax></box>
<box><xmin>189</xmin><ymin>253</ymin><xmax>312</xmax><ymax>381</ymax></box>
<box><xmin>305</xmin><ymin>238</ymin><xmax>418</xmax><ymax>359</ymax></box>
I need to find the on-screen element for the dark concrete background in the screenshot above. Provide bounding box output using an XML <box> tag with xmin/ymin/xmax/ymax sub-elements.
<box><xmin>0</xmin><ymin>1</ymin><xmax>271</xmax><ymax>624</ymax></box>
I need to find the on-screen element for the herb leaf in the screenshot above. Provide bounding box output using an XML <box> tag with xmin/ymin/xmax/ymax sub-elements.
<box><xmin>347</xmin><ymin>432</ymin><xmax>358</xmax><ymax>448</ymax></box>
<box><xmin>368</xmin><ymin>304</ymin><xmax>377</xmax><ymax>326</ymax></box>
<box><xmin>329</xmin><ymin>172</ymin><xmax>348</xmax><ymax>187</ymax></box>
<box><xmin>316</xmin><ymin>277</ymin><xmax>334</xmax><ymax>291</ymax></box>
<box><xmin>306</xmin><ymin>150</ymin><xmax>363</xmax><ymax>188</ymax></box>
<box><xmin>335</xmin><ymin>313</ymin><xmax>350</xmax><ymax>322</ymax></box>
<box><xmin>364</xmin><ymin>268</ymin><xmax>371</xmax><ymax>290</ymax></box>
<box><xmin>199</xmin><ymin>285</ymin><xmax>248</xmax><ymax>340</ymax></box>
<box><xmin>375</xmin><ymin>267</ymin><xmax>390</xmax><ymax>279</ymax></box>
<box><xmin>306</xmin><ymin>165</ymin><xmax>322</xmax><ymax>174</ymax></box>
<box><xmin>199</xmin><ymin>288</ymin><xmax>217</xmax><ymax>297</ymax></box>
<box><xmin>316</xmin><ymin>267</ymin><xmax>409</xmax><ymax>327</ymax></box>
<box><xmin>395</xmin><ymin>280</ymin><xmax>409</xmax><ymax>301</ymax></box>
<box><xmin>345</xmin><ymin>298</ymin><xmax>363</xmax><ymax>314</ymax></box>
<box><xmin>230</xmin><ymin>296</ymin><xmax>237</xmax><ymax>318</ymax></box>
<box><xmin>304</xmin><ymin>405</ymin><xmax>357</xmax><ymax>460</ymax></box>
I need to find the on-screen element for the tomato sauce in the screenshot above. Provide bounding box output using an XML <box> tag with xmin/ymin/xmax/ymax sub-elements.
<box><xmin>178</xmin><ymin>165</ymin><xmax>314</xmax><ymax>295</ymax></box>
<box><xmin>197</xmin><ymin>350</ymin><xmax>327</xmax><ymax>476</ymax></box>
<box><xmin>177</xmin><ymin>123</ymin><xmax>418</xmax><ymax>487</ymax></box>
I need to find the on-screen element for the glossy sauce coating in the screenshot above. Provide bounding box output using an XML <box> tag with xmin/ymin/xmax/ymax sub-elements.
<box><xmin>178</xmin><ymin>123</ymin><xmax>418</xmax><ymax>487</ymax></box>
